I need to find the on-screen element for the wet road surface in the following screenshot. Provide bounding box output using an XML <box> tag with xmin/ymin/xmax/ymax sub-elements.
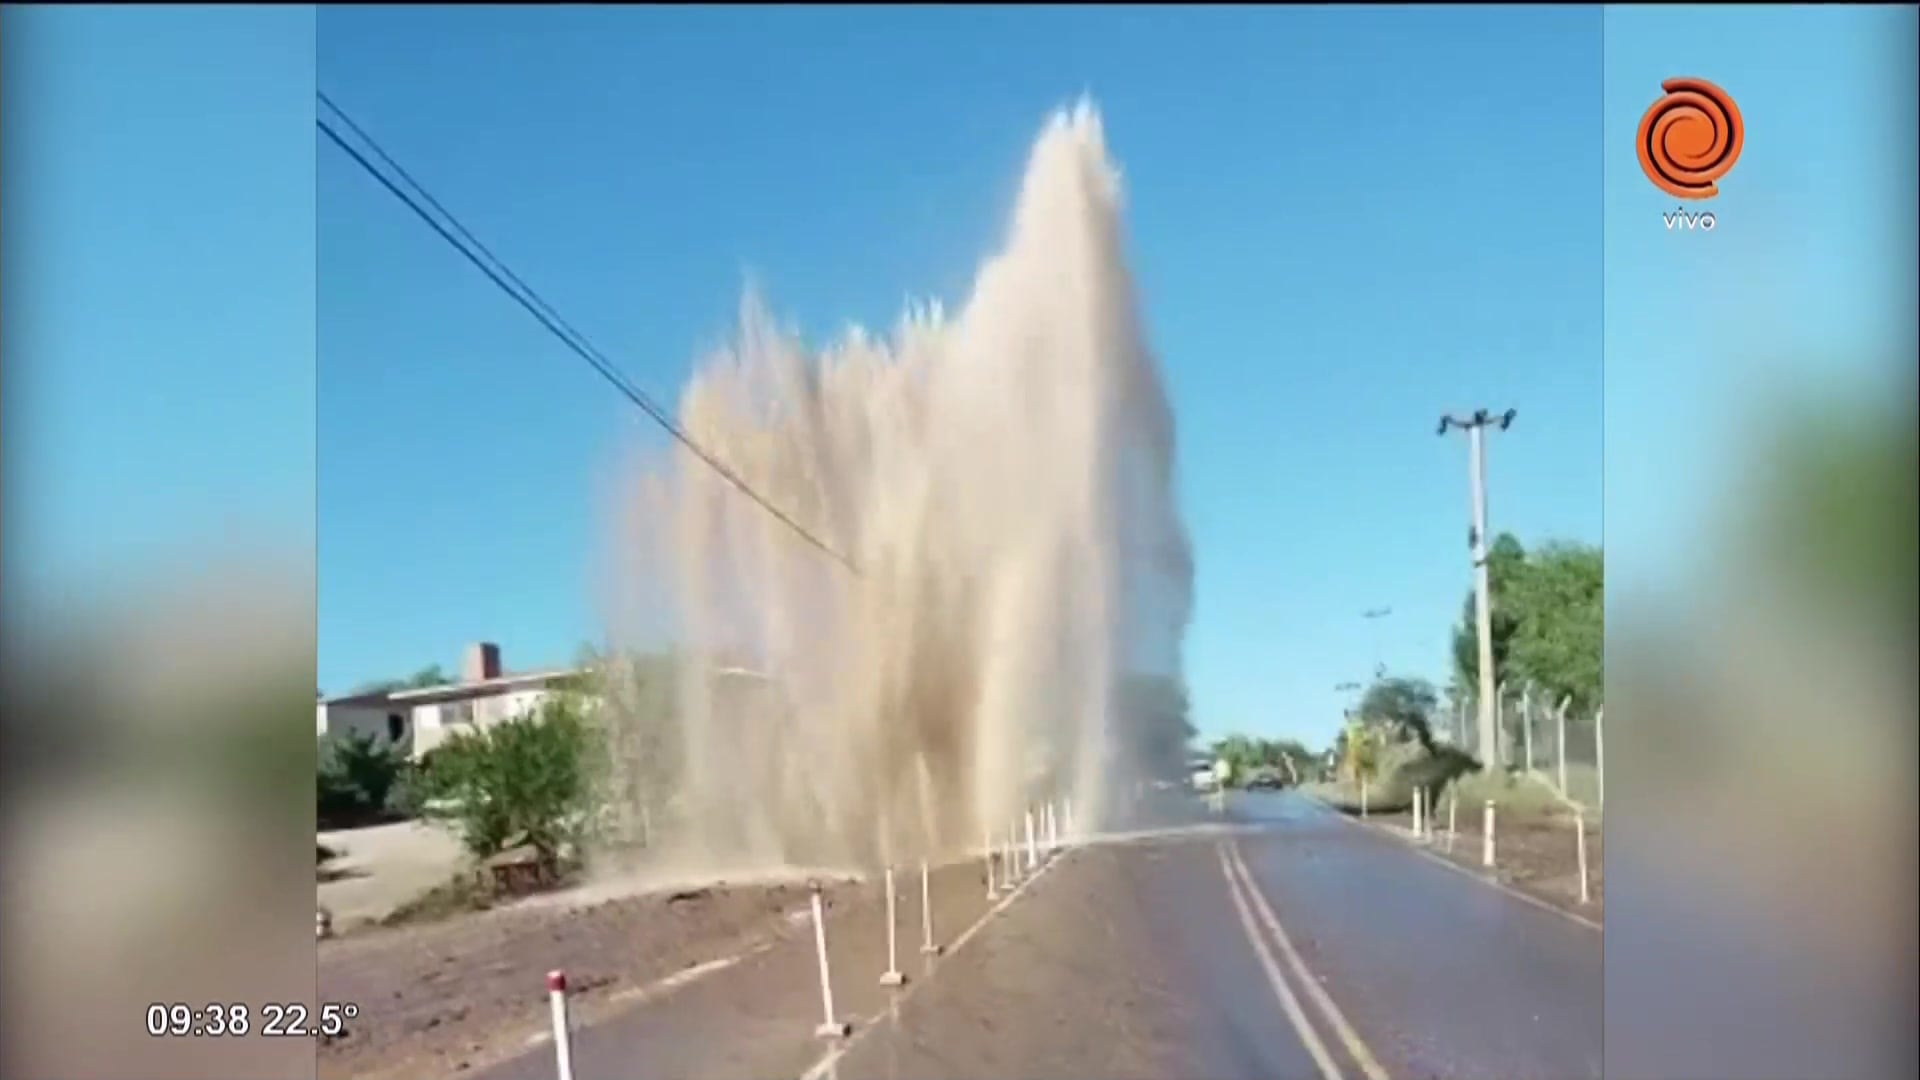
<box><xmin>469</xmin><ymin>791</ymin><xmax>1599</xmax><ymax>1080</ymax></box>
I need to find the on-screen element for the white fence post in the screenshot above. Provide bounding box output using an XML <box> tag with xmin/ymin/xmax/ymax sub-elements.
<box><xmin>547</xmin><ymin>971</ymin><xmax>574</xmax><ymax>1080</ymax></box>
<box><xmin>1024</xmin><ymin>809</ymin><xmax>1038</xmax><ymax>871</ymax></box>
<box><xmin>1595</xmin><ymin>706</ymin><xmax>1605</xmax><ymax>809</ymax></box>
<box><xmin>919</xmin><ymin>859</ymin><xmax>942</xmax><ymax>955</ymax></box>
<box><xmin>984</xmin><ymin>827</ymin><xmax>998</xmax><ymax>898</ymax></box>
<box><xmin>1521</xmin><ymin>683</ymin><xmax>1534</xmax><ymax>774</ymax></box>
<box><xmin>1575</xmin><ymin>810</ymin><xmax>1591</xmax><ymax>904</ymax></box>
<box><xmin>1447</xmin><ymin>790</ymin><xmax>1458</xmax><ymax>852</ymax></box>
<box><xmin>810</xmin><ymin>885</ymin><xmax>850</xmax><ymax>1038</ymax></box>
<box><xmin>1556</xmin><ymin>696</ymin><xmax>1571</xmax><ymax>796</ymax></box>
<box><xmin>879</xmin><ymin>867</ymin><xmax>905</xmax><ymax>986</ymax></box>
<box><xmin>1482</xmin><ymin>800</ymin><xmax>1497</xmax><ymax>868</ymax></box>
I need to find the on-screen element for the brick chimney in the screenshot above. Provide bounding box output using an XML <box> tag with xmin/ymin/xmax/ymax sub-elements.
<box><xmin>463</xmin><ymin>642</ymin><xmax>502</xmax><ymax>683</ymax></box>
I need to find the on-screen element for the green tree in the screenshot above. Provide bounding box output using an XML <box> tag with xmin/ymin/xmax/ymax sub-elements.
<box><xmin>317</xmin><ymin>730</ymin><xmax>408</xmax><ymax>827</ymax></box>
<box><xmin>1506</xmin><ymin>542</ymin><xmax>1604</xmax><ymax>710</ymax></box>
<box><xmin>1201</xmin><ymin>733</ymin><xmax>1316</xmax><ymax>787</ymax></box>
<box><xmin>1450</xmin><ymin>534</ymin><xmax>1605</xmax><ymax>714</ymax></box>
<box><xmin>1255</xmin><ymin>737</ymin><xmax>1314</xmax><ymax>783</ymax></box>
<box><xmin>415</xmin><ymin>694</ymin><xmax>610</xmax><ymax>862</ymax></box>
<box><xmin>1451</xmin><ymin>533</ymin><xmax>1528</xmax><ymax>694</ymax></box>
<box><xmin>1342</xmin><ymin>721</ymin><xmax>1379</xmax><ymax>783</ymax></box>
<box><xmin>1357</xmin><ymin>675</ymin><xmax>1441</xmax><ymax>750</ymax></box>
<box><xmin>351</xmin><ymin>663</ymin><xmax>455</xmax><ymax>696</ymax></box>
<box><xmin>1207</xmin><ymin>734</ymin><xmax>1245</xmax><ymax>779</ymax></box>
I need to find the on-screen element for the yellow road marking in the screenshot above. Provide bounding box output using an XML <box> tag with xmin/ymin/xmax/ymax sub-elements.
<box><xmin>1228</xmin><ymin>840</ymin><xmax>1392</xmax><ymax>1080</ymax></box>
<box><xmin>1216</xmin><ymin>842</ymin><xmax>1345</xmax><ymax>1080</ymax></box>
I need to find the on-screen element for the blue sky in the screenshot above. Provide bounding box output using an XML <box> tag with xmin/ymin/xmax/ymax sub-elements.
<box><xmin>3</xmin><ymin>7</ymin><xmax>316</xmax><ymax>602</ymax></box>
<box><xmin>316</xmin><ymin>6</ymin><xmax>1607</xmax><ymax>747</ymax></box>
<box><xmin>10</xmin><ymin>6</ymin><xmax>1903</xmax><ymax>753</ymax></box>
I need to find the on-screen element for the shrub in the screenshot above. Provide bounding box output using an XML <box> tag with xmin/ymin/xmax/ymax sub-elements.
<box><xmin>413</xmin><ymin>695</ymin><xmax>610</xmax><ymax>863</ymax></box>
<box><xmin>1309</xmin><ymin>738</ymin><xmax>1480</xmax><ymax>814</ymax></box>
<box><xmin>317</xmin><ymin>731</ymin><xmax>408</xmax><ymax>829</ymax></box>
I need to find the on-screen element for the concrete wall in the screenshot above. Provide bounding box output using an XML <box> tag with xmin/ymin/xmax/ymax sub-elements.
<box><xmin>317</xmin><ymin>702</ymin><xmax>412</xmax><ymax>755</ymax></box>
<box><xmin>409</xmin><ymin>687</ymin><xmax>561</xmax><ymax>759</ymax></box>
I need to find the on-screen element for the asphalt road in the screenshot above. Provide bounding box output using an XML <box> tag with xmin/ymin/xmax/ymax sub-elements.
<box><xmin>470</xmin><ymin>790</ymin><xmax>1600</xmax><ymax>1080</ymax></box>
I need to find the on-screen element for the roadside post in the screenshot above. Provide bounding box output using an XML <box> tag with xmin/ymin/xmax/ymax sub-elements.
<box><xmin>879</xmin><ymin>867</ymin><xmax>906</xmax><ymax>987</ymax></box>
<box><xmin>546</xmin><ymin>970</ymin><xmax>575</xmax><ymax>1080</ymax></box>
<box><xmin>1575</xmin><ymin>810</ymin><xmax>1591</xmax><ymax>904</ymax></box>
<box><xmin>809</xmin><ymin>884</ymin><xmax>851</xmax><ymax>1038</ymax></box>
<box><xmin>984</xmin><ymin>827</ymin><xmax>999</xmax><ymax>899</ymax></box>
<box><xmin>1482</xmin><ymin>800</ymin><xmax>1497</xmax><ymax>868</ymax></box>
<box><xmin>919</xmin><ymin>859</ymin><xmax>942</xmax><ymax>955</ymax></box>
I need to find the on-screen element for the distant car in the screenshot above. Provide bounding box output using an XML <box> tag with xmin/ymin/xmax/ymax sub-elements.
<box><xmin>1246</xmin><ymin>773</ymin><xmax>1285</xmax><ymax>790</ymax></box>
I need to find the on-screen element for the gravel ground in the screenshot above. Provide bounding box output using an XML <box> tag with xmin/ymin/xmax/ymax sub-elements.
<box><xmin>318</xmin><ymin>820</ymin><xmax>467</xmax><ymax>928</ymax></box>
<box><xmin>1355</xmin><ymin>800</ymin><xmax>1605</xmax><ymax>922</ymax></box>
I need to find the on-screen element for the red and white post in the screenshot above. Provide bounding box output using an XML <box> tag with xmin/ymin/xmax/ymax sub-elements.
<box><xmin>546</xmin><ymin>970</ymin><xmax>575</xmax><ymax>1080</ymax></box>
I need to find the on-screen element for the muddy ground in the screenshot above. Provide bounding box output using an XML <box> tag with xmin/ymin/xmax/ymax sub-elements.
<box><xmin>318</xmin><ymin>874</ymin><xmax>873</xmax><ymax>1080</ymax></box>
<box><xmin>1357</xmin><ymin>801</ymin><xmax>1605</xmax><ymax>923</ymax></box>
<box><xmin>318</xmin><ymin>796</ymin><xmax>1194</xmax><ymax>1080</ymax></box>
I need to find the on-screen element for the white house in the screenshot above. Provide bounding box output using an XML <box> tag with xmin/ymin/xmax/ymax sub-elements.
<box><xmin>316</xmin><ymin>642</ymin><xmax>585</xmax><ymax>761</ymax></box>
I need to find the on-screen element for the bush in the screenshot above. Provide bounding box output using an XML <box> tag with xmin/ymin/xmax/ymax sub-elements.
<box><xmin>413</xmin><ymin>695</ymin><xmax>609</xmax><ymax>863</ymax></box>
<box><xmin>317</xmin><ymin>731</ymin><xmax>408</xmax><ymax>829</ymax></box>
<box><xmin>1449</xmin><ymin>768</ymin><xmax>1570</xmax><ymax>821</ymax></box>
<box><xmin>1308</xmin><ymin>738</ymin><xmax>1480</xmax><ymax>814</ymax></box>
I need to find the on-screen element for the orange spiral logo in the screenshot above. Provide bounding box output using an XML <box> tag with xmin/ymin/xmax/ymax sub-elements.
<box><xmin>1637</xmin><ymin>77</ymin><xmax>1745</xmax><ymax>200</ymax></box>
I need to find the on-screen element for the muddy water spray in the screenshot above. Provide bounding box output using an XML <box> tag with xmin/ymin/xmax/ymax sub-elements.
<box><xmin>605</xmin><ymin>100</ymin><xmax>1192</xmax><ymax>875</ymax></box>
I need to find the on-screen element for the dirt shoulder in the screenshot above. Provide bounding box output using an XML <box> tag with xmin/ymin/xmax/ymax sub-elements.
<box><xmin>318</xmin><ymin>875</ymin><xmax>845</xmax><ymax>1080</ymax></box>
<box><xmin>1333</xmin><ymin>798</ymin><xmax>1604</xmax><ymax>925</ymax></box>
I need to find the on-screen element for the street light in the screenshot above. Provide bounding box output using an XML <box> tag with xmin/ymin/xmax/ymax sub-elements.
<box><xmin>1361</xmin><ymin>607</ymin><xmax>1392</xmax><ymax>679</ymax></box>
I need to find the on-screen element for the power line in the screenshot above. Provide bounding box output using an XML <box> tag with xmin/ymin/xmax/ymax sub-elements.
<box><xmin>315</xmin><ymin>91</ymin><xmax>861</xmax><ymax>576</ymax></box>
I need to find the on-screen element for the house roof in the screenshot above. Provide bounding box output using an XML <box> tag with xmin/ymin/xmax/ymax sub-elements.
<box><xmin>320</xmin><ymin>667</ymin><xmax>583</xmax><ymax>707</ymax></box>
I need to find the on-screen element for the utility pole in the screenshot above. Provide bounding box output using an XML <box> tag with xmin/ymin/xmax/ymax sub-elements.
<box><xmin>1438</xmin><ymin>408</ymin><xmax>1516</xmax><ymax>770</ymax></box>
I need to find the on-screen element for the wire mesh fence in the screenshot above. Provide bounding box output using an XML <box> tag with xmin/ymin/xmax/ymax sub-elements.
<box><xmin>1441</xmin><ymin>683</ymin><xmax>1603</xmax><ymax>813</ymax></box>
